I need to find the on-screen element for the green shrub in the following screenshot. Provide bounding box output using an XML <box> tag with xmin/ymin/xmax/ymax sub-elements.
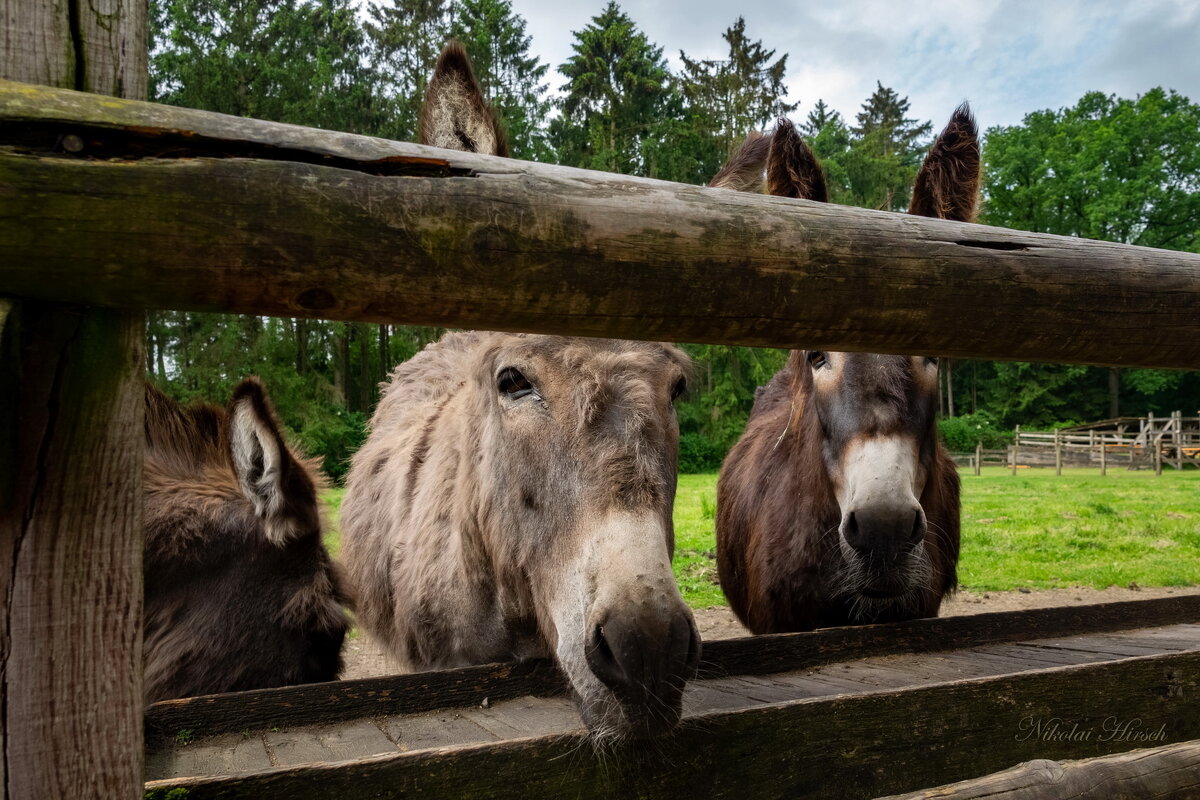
<box><xmin>678</xmin><ymin>432</ymin><xmax>725</xmax><ymax>473</ymax></box>
<box><xmin>938</xmin><ymin>410</ymin><xmax>1012</xmax><ymax>452</ymax></box>
<box><xmin>295</xmin><ymin>408</ymin><xmax>368</xmax><ymax>484</ymax></box>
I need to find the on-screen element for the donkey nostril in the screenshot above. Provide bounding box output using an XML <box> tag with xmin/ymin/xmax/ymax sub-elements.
<box><xmin>586</xmin><ymin>623</ymin><xmax>624</xmax><ymax>689</ymax></box>
<box><xmin>910</xmin><ymin>510</ymin><xmax>925</xmax><ymax>544</ymax></box>
<box><xmin>845</xmin><ymin>511</ymin><xmax>858</xmax><ymax>537</ymax></box>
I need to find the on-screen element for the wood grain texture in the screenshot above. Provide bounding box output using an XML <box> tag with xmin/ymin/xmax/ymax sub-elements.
<box><xmin>143</xmin><ymin>651</ymin><xmax>1200</xmax><ymax>800</ymax></box>
<box><xmin>144</xmin><ymin>657</ymin><xmax>568</xmax><ymax>748</ymax></box>
<box><xmin>73</xmin><ymin>0</ymin><xmax>147</xmax><ymax>98</ymax></box>
<box><xmin>0</xmin><ymin>0</ymin><xmax>72</xmax><ymax>89</ymax></box>
<box><xmin>3</xmin><ymin>81</ymin><xmax>1200</xmax><ymax>368</ymax></box>
<box><xmin>1</xmin><ymin>7</ymin><xmax>146</xmax><ymax>800</ymax></box>
<box><xmin>878</xmin><ymin>740</ymin><xmax>1200</xmax><ymax>799</ymax></box>
<box><xmin>142</xmin><ymin>598</ymin><xmax>1200</xmax><ymax>748</ymax></box>
<box><xmin>0</xmin><ymin>303</ymin><xmax>144</xmax><ymax>799</ymax></box>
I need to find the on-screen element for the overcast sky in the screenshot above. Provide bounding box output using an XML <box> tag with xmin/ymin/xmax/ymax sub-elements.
<box><xmin>508</xmin><ymin>0</ymin><xmax>1200</xmax><ymax>130</ymax></box>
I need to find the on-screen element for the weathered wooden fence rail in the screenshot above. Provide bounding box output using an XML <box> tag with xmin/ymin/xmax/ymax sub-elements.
<box><xmin>3</xmin><ymin>80</ymin><xmax>1200</xmax><ymax>368</ymax></box>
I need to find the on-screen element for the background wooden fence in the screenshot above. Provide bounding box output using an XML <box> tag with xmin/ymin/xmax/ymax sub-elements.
<box><xmin>1004</xmin><ymin>413</ymin><xmax>1200</xmax><ymax>475</ymax></box>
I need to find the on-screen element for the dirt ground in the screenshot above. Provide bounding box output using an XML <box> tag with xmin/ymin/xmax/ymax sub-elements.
<box><xmin>341</xmin><ymin>584</ymin><xmax>1200</xmax><ymax>680</ymax></box>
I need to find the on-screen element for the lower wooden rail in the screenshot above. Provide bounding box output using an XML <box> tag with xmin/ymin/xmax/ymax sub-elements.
<box><xmin>143</xmin><ymin>598</ymin><xmax>1200</xmax><ymax>799</ymax></box>
<box><xmin>879</xmin><ymin>739</ymin><xmax>1200</xmax><ymax>799</ymax></box>
<box><xmin>144</xmin><ymin>595</ymin><xmax>1200</xmax><ymax>744</ymax></box>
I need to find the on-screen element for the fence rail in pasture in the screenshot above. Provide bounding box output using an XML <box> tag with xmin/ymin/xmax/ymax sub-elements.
<box><xmin>4</xmin><ymin>80</ymin><xmax>1200</xmax><ymax>368</ymax></box>
<box><xmin>1005</xmin><ymin>412</ymin><xmax>1200</xmax><ymax>475</ymax></box>
<box><xmin>5</xmin><ymin>28</ymin><xmax>1200</xmax><ymax>799</ymax></box>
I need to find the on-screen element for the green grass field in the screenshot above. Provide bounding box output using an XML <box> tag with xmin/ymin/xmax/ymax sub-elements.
<box><xmin>323</xmin><ymin>467</ymin><xmax>1200</xmax><ymax>609</ymax></box>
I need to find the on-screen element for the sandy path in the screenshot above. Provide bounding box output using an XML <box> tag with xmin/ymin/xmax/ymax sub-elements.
<box><xmin>341</xmin><ymin>584</ymin><xmax>1200</xmax><ymax>680</ymax></box>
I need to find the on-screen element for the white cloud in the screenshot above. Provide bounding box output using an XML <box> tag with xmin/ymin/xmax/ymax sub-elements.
<box><xmin>510</xmin><ymin>0</ymin><xmax>1196</xmax><ymax>130</ymax></box>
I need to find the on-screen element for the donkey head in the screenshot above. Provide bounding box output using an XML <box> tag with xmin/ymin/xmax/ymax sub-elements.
<box><xmin>737</xmin><ymin>110</ymin><xmax>975</xmax><ymax>608</ymax></box>
<box><xmin>472</xmin><ymin>336</ymin><xmax>699</xmax><ymax>739</ymax></box>
<box><xmin>416</xmin><ymin>44</ymin><xmax>699</xmax><ymax>739</ymax></box>
<box><xmin>143</xmin><ymin>379</ymin><xmax>349</xmax><ymax>702</ymax></box>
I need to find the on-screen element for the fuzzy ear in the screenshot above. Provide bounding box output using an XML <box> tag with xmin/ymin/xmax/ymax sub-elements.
<box><xmin>420</xmin><ymin>41</ymin><xmax>510</xmax><ymax>157</ymax></box>
<box><xmin>708</xmin><ymin>132</ymin><xmax>771</xmax><ymax>192</ymax></box>
<box><xmin>766</xmin><ymin>118</ymin><xmax>828</xmax><ymax>201</ymax></box>
<box><xmin>909</xmin><ymin>103</ymin><xmax>981</xmax><ymax>221</ymax></box>
<box><xmin>229</xmin><ymin>378</ymin><xmax>311</xmax><ymax>546</ymax></box>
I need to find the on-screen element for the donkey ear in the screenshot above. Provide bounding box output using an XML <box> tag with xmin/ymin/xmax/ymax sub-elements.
<box><xmin>229</xmin><ymin>378</ymin><xmax>312</xmax><ymax>547</ymax></box>
<box><xmin>909</xmin><ymin>103</ymin><xmax>981</xmax><ymax>221</ymax></box>
<box><xmin>708</xmin><ymin>132</ymin><xmax>771</xmax><ymax>192</ymax></box>
<box><xmin>420</xmin><ymin>41</ymin><xmax>510</xmax><ymax>157</ymax></box>
<box><xmin>766</xmin><ymin>118</ymin><xmax>829</xmax><ymax>201</ymax></box>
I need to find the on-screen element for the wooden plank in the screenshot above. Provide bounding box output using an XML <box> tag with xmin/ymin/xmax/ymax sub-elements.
<box><xmin>145</xmin><ymin>657</ymin><xmax>566</xmax><ymax>747</ymax></box>
<box><xmin>1023</xmin><ymin>637</ymin><xmax>1189</xmax><ymax>659</ymax></box>
<box><xmin>1</xmin><ymin>5</ymin><xmax>147</xmax><ymax>800</ymax></box>
<box><xmin>461</xmin><ymin>697</ymin><xmax>582</xmax><ymax>739</ymax></box>
<box><xmin>829</xmin><ymin>657</ymin><xmax>977</xmax><ymax>688</ymax></box>
<box><xmin>378</xmin><ymin>712</ymin><xmax>498</xmax><ymax>752</ymax></box>
<box><xmin>265</xmin><ymin>721</ymin><xmax>397</xmax><ymax>767</ymax></box>
<box><xmin>697</xmin><ymin>595</ymin><xmax>1200</xmax><ymax>679</ymax></box>
<box><xmin>142</xmin><ymin>651</ymin><xmax>1200</xmax><ymax>800</ymax></box>
<box><xmin>971</xmin><ymin>643</ymin><xmax>1118</xmax><ymax>667</ymax></box>
<box><xmin>145</xmin><ymin>734</ymin><xmax>271</xmax><ymax>781</ymax></box>
<box><xmin>1</xmin><ymin>305</ymin><xmax>144</xmax><ymax>800</ymax></box>
<box><xmin>144</xmin><ymin>597</ymin><xmax>1200</xmax><ymax>745</ymax></box>
<box><xmin>4</xmin><ymin>83</ymin><xmax>1200</xmax><ymax>368</ymax></box>
<box><xmin>879</xmin><ymin>740</ymin><xmax>1200</xmax><ymax>799</ymax></box>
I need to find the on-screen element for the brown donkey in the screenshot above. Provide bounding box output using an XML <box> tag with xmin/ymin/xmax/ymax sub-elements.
<box><xmin>715</xmin><ymin>108</ymin><xmax>977</xmax><ymax>634</ymax></box>
<box><xmin>143</xmin><ymin>379</ymin><xmax>350</xmax><ymax>702</ymax></box>
<box><xmin>340</xmin><ymin>43</ymin><xmax>699</xmax><ymax>742</ymax></box>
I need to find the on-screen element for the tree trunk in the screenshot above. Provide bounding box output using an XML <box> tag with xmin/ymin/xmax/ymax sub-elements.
<box><xmin>1109</xmin><ymin>367</ymin><xmax>1121</xmax><ymax>418</ymax></box>
<box><xmin>378</xmin><ymin>323</ymin><xmax>390</xmax><ymax>383</ymax></box>
<box><xmin>356</xmin><ymin>322</ymin><xmax>371</xmax><ymax>411</ymax></box>
<box><xmin>945</xmin><ymin>359</ymin><xmax>954</xmax><ymax>418</ymax></box>
<box><xmin>333</xmin><ymin>324</ymin><xmax>348</xmax><ymax>408</ymax></box>
<box><xmin>295</xmin><ymin>317</ymin><xmax>309</xmax><ymax>375</ymax></box>
<box><xmin>1</xmin><ymin>1</ymin><xmax>146</xmax><ymax>797</ymax></box>
<box><xmin>145</xmin><ymin>309</ymin><xmax>156</xmax><ymax>378</ymax></box>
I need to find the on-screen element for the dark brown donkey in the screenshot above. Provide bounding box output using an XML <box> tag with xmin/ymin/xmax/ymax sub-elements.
<box><xmin>143</xmin><ymin>379</ymin><xmax>350</xmax><ymax>702</ymax></box>
<box><xmin>340</xmin><ymin>43</ymin><xmax>699</xmax><ymax>743</ymax></box>
<box><xmin>715</xmin><ymin>108</ymin><xmax>978</xmax><ymax>634</ymax></box>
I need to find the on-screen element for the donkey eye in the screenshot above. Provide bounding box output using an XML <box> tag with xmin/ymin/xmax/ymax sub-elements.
<box><xmin>807</xmin><ymin>351</ymin><xmax>828</xmax><ymax>370</ymax></box>
<box><xmin>497</xmin><ymin>367</ymin><xmax>534</xmax><ymax>399</ymax></box>
<box><xmin>670</xmin><ymin>377</ymin><xmax>687</xmax><ymax>401</ymax></box>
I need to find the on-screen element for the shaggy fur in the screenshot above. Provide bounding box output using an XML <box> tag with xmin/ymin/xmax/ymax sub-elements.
<box><xmin>419</xmin><ymin>41</ymin><xmax>509</xmax><ymax>157</ymax></box>
<box><xmin>766</xmin><ymin>118</ymin><xmax>829</xmax><ymax>202</ymax></box>
<box><xmin>341</xmin><ymin>44</ymin><xmax>699</xmax><ymax>742</ymax></box>
<box><xmin>341</xmin><ymin>333</ymin><xmax>697</xmax><ymax>737</ymax></box>
<box><xmin>715</xmin><ymin>109</ymin><xmax>978</xmax><ymax>633</ymax></box>
<box><xmin>708</xmin><ymin>132</ymin><xmax>770</xmax><ymax>192</ymax></box>
<box><xmin>143</xmin><ymin>379</ymin><xmax>349</xmax><ymax>703</ymax></box>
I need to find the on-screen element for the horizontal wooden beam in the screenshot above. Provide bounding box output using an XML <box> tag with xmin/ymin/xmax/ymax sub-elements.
<box><xmin>879</xmin><ymin>740</ymin><xmax>1200</xmax><ymax>799</ymax></box>
<box><xmin>144</xmin><ymin>651</ymin><xmax>1200</xmax><ymax>799</ymax></box>
<box><xmin>143</xmin><ymin>596</ymin><xmax>1200</xmax><ymax>746</ymax></box>
<box><xmin>3</xmin><ymin>80</ymin><xmax>1200</xmax><ymax>368</ymax></box>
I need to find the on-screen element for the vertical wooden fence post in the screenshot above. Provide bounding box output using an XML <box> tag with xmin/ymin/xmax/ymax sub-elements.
<box><xmin>974</xmin><ymin>441</ymin><xmax>982</xmax><ymax>477</ymax></box>
<box><xmin>1011</xmin><ymin>425</ymin><xmax>1020</xmax><ymax>475</ymax></box>
<box><xmin>0</xmin><ymin>0</ymin><xmax>146</xmax><ymax>798</ymax></box>
<box><xmin>1173</xmin><ymin>411</ymin><xmax>1182</xmax><ymax>470</ymax></box>
<box><xmin>1100</xmin><ymin>433</ymin><xmax>1107</xmax><ymax>476</ymax></box>
<box><xmin>1054</xmin><ymin>429</ymin><xmax>1063</xmax><ymax>476</ymax></box>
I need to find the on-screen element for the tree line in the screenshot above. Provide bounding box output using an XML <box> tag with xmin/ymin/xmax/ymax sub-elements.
<box><xmin>147</xmin><ymin>0</ymin><xmax>1200</xmax><ymax>477</ymax></box>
